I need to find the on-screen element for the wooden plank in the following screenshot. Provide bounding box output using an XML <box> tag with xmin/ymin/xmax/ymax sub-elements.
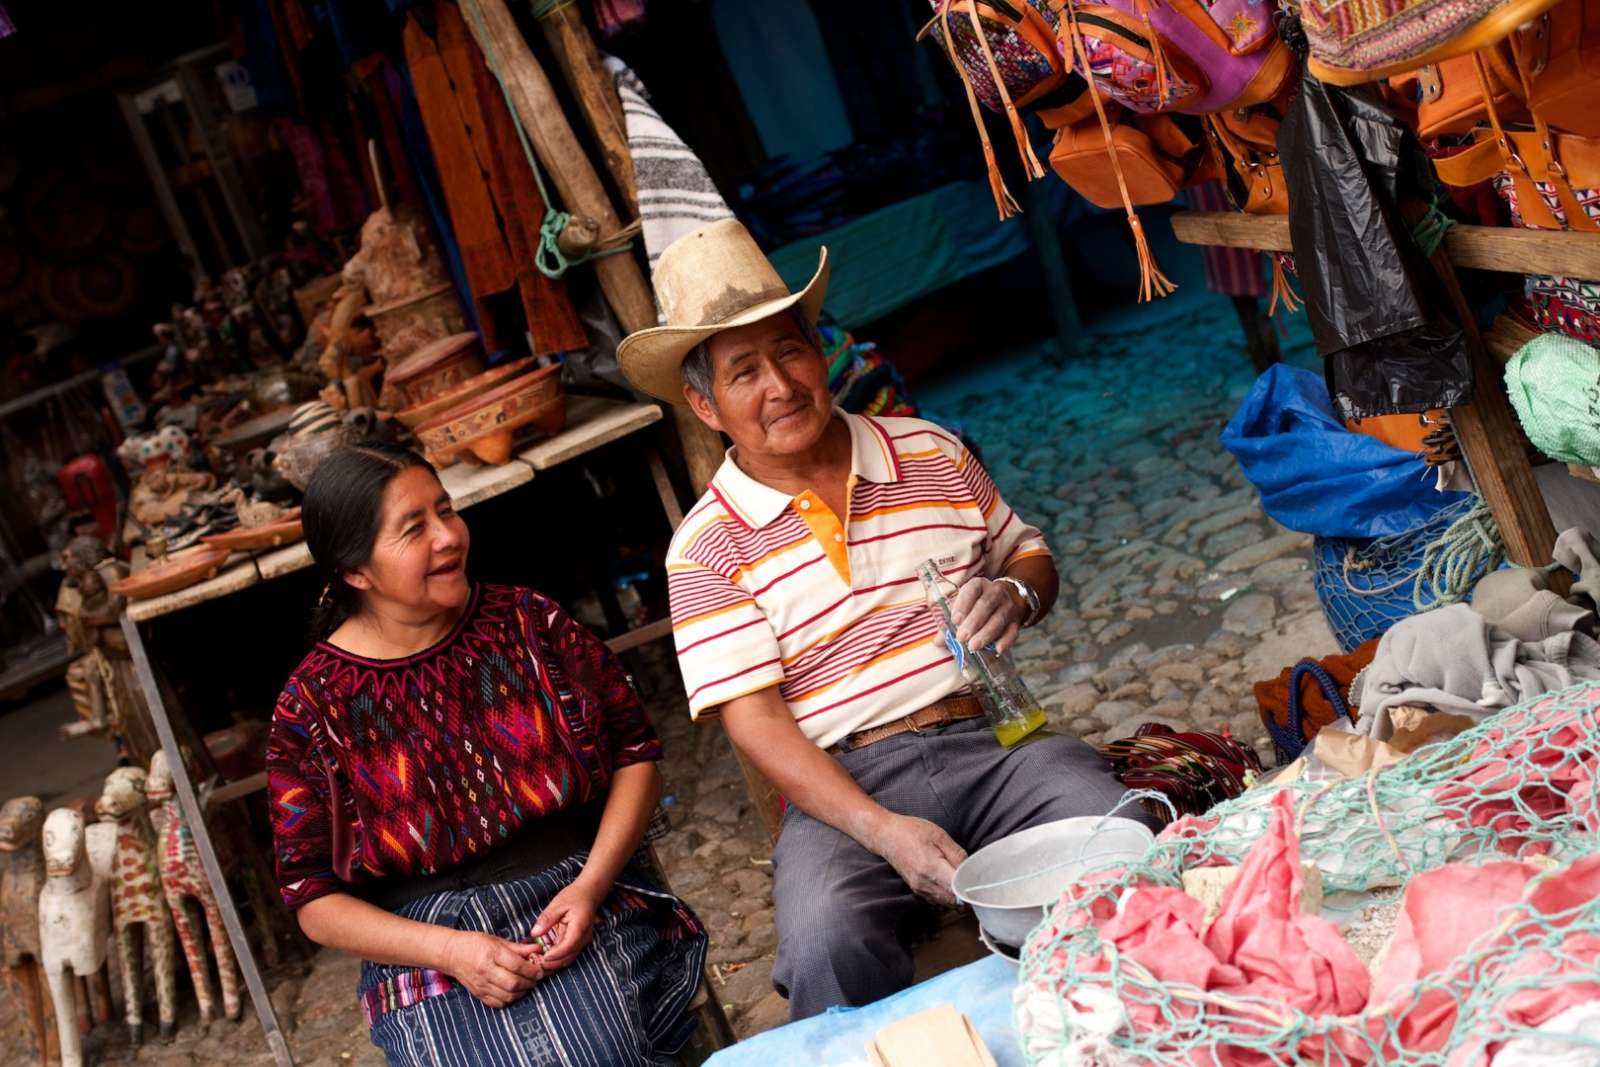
<box><xmin>1170</xmin><ymin>211</ymin><xmax>1600</xmax><ymax>279</ymax></box>
<box><xmin>604</xmin><ymin>616</ymin><xmax>672</xmax><ymax>654</ymax></box>
<box><xmin>122</xmin><ymin>619</ymin><xmax>295</xmax><ymax>1067</ymax></box>
<box><xmin>207</xmin><ymin>771</ymin><xmax>268</xmax><ymax>807</ymax></box>
<box><xmin>436</xmin><ymin>457</ymin><xmax>535</xmax><ymax>510</ymax></box>
<box><xmin>517</xmin><ymin>397</ymin><xmax>662</xmax><ymax>470</ymax></box>
<box><xmin>255</xmin><ymin>541</ymin><xmax>315</xmax><ymax>582</ymax></box>
<box><xmin>1170</xmin><ymin>211</ymin><xmax>1292</xmax><ymax>253</ymax></box>
<box><xmin>125</xmin><ymin>558</ymin><xmax>259</xmax><ymax>623</ymax></box>
<box><xmin>1483</xmin><ymin>315</ymin><xmax>1539</xmax><ymax>365</ymax></box>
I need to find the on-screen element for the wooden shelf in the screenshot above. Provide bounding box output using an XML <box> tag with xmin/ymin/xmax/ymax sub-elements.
<box><xmin>1169</xmin><ymin>212</ymin><xmax>1600</xmax><ymax>279</ymax></box>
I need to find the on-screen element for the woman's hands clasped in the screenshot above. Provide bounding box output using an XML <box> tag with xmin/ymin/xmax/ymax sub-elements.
<box><xmin>441</xmin><ymin>930</ymin><xmax>544</xmax><ymax>1009</ymax></box>
<box><xmin>528</xmin><ymin>880</ymin><xmax>604</xmax><ymax>973</ymax></box>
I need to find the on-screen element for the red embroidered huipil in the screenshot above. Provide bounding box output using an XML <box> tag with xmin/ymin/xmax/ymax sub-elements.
<box><xmin>267</xmin><ymin>584</ymin><xmax>663</xmax><ymax>909</ymax></box>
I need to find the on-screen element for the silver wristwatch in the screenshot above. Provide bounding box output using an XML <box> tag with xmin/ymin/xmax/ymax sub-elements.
<box><xmin>996</xmin><ymin>576</ymin><xmax>1043</xmax><ymax>628</ymax></box>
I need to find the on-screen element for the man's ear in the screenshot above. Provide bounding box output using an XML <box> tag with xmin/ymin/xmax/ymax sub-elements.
<box><xmin>683</xmin><ymin>384</ymin><xmax>725</xmax><ymax>433</ymax></box>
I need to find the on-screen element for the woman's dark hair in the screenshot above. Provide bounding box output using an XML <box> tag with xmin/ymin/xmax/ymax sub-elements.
<box><xmin>302</xmin><ymin>440</ymin><xmax>435</xmax><ymax>639</ymax></box>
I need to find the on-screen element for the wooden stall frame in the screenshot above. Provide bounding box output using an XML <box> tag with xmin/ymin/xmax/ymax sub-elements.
<box><xmin>1168</xmin><ymin>210</ymin><xmax>1598</xmax><ymax>574</ymax></box>
<box><xmin>123</xmin><ymin>613</ymin><xmax>296</xmax><ymax>1067</ymax></box>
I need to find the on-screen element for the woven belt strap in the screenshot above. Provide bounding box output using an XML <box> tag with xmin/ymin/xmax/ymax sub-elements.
<box><xmin>829</xmin><ymin>695</ymin><xmax>985</xmax><ymax>755</ymax></box>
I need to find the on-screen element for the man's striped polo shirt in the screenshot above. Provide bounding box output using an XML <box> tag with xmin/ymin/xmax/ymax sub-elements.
<box><xmin>665</xmin><ymin>410</ymin><xmax>1051</xmax><ymax>750</ymax></box>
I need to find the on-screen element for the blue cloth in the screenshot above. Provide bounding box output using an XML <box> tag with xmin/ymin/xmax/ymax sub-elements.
<box><xmin>706</xmin><ymin>956</ymin><xmax>1024</xmax><ymax>1066</ymax></box>
<box><xmin>711</xmin><ymin>0</ymin><xmax>854</xmax><ymax>163</ymax></box>
<box><xmin>767</xmin><ymin>180</ymin><xmax>1030</xmax><ymax>329</ymax></box>
<box><xmin>1220</xmin><ymin>364</ymin><xmax>1465</xmax><ymax>540</ymax></box>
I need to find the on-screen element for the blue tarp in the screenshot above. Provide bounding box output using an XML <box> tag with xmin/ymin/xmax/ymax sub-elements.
<box><xmin>1220</xmin><ymin>364</ymin><xmax>1466</xmax><ymax>540</ymax></box>
<box><xmin>706</xmin><ymin>956</ymin><xmax>1024</xmax><ymax>1067</ymax></box>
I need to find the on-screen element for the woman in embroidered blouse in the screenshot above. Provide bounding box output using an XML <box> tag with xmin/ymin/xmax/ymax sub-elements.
<box><xmin>267</xmin><ymin>443</ymin><xmax>706</xmax><ymax>1066</ymax></box>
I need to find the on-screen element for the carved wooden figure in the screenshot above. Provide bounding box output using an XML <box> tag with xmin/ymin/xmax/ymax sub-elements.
<box><xmin>95</xmin><ymin>767</ymin><xmax>178</xmax><ymax>1045</ymax></box>
<box><xmin>38</xmin><ymin>808</ymin><xmax>112</xmax><ymax>1067</ymax></box>
<box><xmin>147</xmin><ymin>751</ymin><xmax>242</xmax><ymax>1028</ymax></box>
<box><xmin>1</xmin><ymin>797</ymin><xmax>54</xmax><ymax>1064</ymax></box>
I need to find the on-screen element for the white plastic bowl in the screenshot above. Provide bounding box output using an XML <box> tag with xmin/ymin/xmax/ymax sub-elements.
<box><xmin>952</xmin><ymin>815</ymin><xmax>1154</xmax><ymax>948</ymax></box>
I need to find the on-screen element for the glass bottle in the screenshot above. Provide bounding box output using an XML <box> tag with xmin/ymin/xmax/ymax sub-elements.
<box><xmin>917</xmin><ymin>560</ymin><xmax>1047</xmax><ymax>748</ymax></box>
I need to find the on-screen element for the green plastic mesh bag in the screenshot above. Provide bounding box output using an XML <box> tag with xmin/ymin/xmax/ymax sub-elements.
<box><xmin>1015</xmin><ymin>680</ymin><xmax>1600</xmax><ymax>1066</ymax></box>
<box><xmin>1505</xmin><ymin>334</ymin><xmax>1600</xmax><ymax>466</ymax></box>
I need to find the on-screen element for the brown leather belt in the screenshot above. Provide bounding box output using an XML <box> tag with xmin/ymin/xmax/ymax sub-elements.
<box><xmin>828</xmin><ymin>695</ymin><xmax>985</xmax><ymax>755</ymax></box>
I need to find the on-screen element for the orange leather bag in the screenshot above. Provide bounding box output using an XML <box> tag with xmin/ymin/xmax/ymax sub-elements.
<box><xmin>1206</xmin><ymin>108</ymin><xmax>1288</xmax><ymax>215</ymax></box>
<box><xmin>1388</xmin><ymin>45</ymin><xmax>1529</xmax><ymax>138</ymax></box>
<box><xmin>1048</xmin><ymin>109</ymin><xmax>1190</xmax><ymax>208</ymax></box>
<box><xmin>1344</xmin><ymin>412</ymin><xmax>1447</xmax><ymax>453</ymax></box>
<box><xmin>1509</xmin><ymin>0</ymin><xmax>1600</xmax><ymax>136</ymax></box>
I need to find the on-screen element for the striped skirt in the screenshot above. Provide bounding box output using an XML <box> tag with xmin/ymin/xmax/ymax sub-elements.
<box><xmin>359</xmin><ymin>855</ymin><xmax>708</xmax><ymax>1066</ymax></box>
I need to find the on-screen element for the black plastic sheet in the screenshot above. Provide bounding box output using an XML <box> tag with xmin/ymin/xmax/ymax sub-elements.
<box><xmin>1279</xmin><ymin>76</ymin><xmax>1472</xmax><ymax>419</ymax></box>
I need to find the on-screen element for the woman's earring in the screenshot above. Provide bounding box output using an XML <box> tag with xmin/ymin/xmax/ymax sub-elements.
<box><xmin>317</xmin><ymin>583</ymin><xmax>332</xmax><ymax>609</ymax></box>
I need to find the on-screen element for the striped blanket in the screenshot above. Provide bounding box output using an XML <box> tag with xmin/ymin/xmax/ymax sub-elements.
<box><xmin>606</xmin><ymin>58</ymin><xmax>734</xmax><ymax>283</ymax></box>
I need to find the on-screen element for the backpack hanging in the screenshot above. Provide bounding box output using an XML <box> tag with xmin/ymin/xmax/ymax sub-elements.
<box><xmin>919</xmin><ymin>0</ymin><xmax>1065</xmax><ymax>217</ymax></box>
<box><xmin>1055</xmin><ymin>0</ymin><xmax>1295</xmax><ymax>115</ymax></box>
<box><xmin>1048</xmin><ymin>106</ymin><xmax>1197</xmax><ymax>207</ymax></box>
<box><xmin>1300</xmin><ymin>0</ymin><xmax>1562</xmax><ymax>85</ymax></box>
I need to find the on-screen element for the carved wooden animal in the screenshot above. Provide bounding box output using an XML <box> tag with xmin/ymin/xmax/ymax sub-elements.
<box><xmin>95</xmin><ymin>766</ymin><xmax>177</xmax><ymax>1045</ymax></box>
<box><xmin>147</xmin><ymin>751</ymin><xmax>241</xmax><ymax>1028</ymax></box>
<box><xmin>1</xmin><ymin>797</ymin><xmax>53</xmax><ymax>1065</ymax></box>
<box><xmin>39</xmin><ymin>808</ymin><xmax>111</xmax><ymax>1067</ymax></box>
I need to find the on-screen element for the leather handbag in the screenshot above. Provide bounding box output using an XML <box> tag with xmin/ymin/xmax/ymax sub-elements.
<box><xmin>1388</xmin><ymin>46</ymin><xmax>1529</xmax><ymax>138</ymax></box>
<box><xmin>1048</xmin><ymin>106</ymin><xmax>1190</xmax><ymax>208</ymax></box>
<box><xmin>1431</xmin><ymin>55</ymin><xmax>1600</xmax><ymax>341</ymax></box>
<box><xmin>1509</xmin><ymin>0</ymin><xmax>1600</xmax><ymax>137</ymax></box>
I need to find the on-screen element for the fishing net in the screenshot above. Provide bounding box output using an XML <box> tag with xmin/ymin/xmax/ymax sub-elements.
<box><xmin>1312</xmin><ymin>494</ymin><xmax>1503</xmax><ymax>653</ymax></box>
<box><xmin>1015</xmin><ymin>680</ymin><xmax>1600</xmax><ymax>1066</ymax></box>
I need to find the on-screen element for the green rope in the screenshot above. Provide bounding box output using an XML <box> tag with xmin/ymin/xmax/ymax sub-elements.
<box><xmin>1411</xmin><ymin>497</ymin><xmax>1505</xmax><ymax>611</ymax></box>
<box><xmin>459</xmin><ymin>0</ymin><xmax>635</xmax><ymax>280</ymax></box>
<box><xmin>1411</xmin><ymin>201</ymin><xmax>1456</xmax><ymax>258</ymax></box>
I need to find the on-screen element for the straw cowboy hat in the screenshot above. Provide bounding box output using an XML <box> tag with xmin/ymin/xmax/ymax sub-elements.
<box><xmin>617</xmin><ymin>219</ymin><xmax>829</xmax><ymax>403</ymax></box>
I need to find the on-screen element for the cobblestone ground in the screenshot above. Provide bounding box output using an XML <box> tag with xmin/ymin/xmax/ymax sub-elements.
<box><xmin>0</xmin><ymin>292</ymin><xmax>1341</xmax><ymax>1061</ymax></box>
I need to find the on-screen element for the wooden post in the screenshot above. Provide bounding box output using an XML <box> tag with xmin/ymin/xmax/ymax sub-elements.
<box><xmin>1424</xmin><ymin>246</ymin><xmax>1561</xmax><ymax>572</ymax></box>
<box><xmin>1023</xmin><ymin>179</ymin><xmax>1080</xmax><ymax>362</ymax></box>
<box><xmin>535</xmin><ymin>4</ymin><xmax>638</xmax><ymax>218</ymax></box>
<box><xmin>460</xmin><ymin>0</ymin><xmax>726</xmax><ymax>491</ymax></box>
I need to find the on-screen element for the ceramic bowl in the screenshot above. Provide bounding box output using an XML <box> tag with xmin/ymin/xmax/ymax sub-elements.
<box><xmin>384</xmin><ymin>331</ymin><xmax>485</xmax><ymax>408</ymax></box>
<box><xmin>201</xmin><ymin>511</ymin><xmax>304</xmax><ymax>552</ymax></box>
<box><xmin>415</xmin><ymin>363</ymin><xmax>566</xmax><ymax>467</ymax></box>
<box><xmin>110</xmin><ymin>546</ymin><xmax>233</xmax><ymax>601</ymax></box>
<box><xmin>394</xmin><ymin>356</ymin><xmax>537</xmax><ymax>430</ymax></box>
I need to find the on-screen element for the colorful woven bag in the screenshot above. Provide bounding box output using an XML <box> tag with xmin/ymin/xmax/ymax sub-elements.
<box><xmin>919</xmin><ymin>0</ymin><xmax>1071</xmax><ymax>218</ymax></box>
<box><xmin>1300</xmin><ymin>0</ymin><xmax>1563</xmax><ymax>85</ymax></box>
<box><xmin>1057</xmin><ymin>0</ymin><xmax>1294</xmax><ymax>114</ymax></box>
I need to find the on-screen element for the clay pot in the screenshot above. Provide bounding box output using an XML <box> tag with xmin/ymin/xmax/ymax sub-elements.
<box><xmin>384</xmin><ymin>332</ymin><xmax>486</xmax><ymax>409</ymax></box>
<box><xmin>367</xmin><ymin>284</ymin><xmax>465</xmax><ymax>366</ymax></box>
<box><xmin>394</xmin><ymin>356</ymin><xmax>537</xmax><ymax>430</ymax></box>
<box><xmin>415</xmin><ymin>364</ymin><xmax>566</xmax><ymax>467</ymax></box>
<box><xmin>110</xmin><ymin>547</ymin><xmax>231</xmax><ymax>601</ymax></box>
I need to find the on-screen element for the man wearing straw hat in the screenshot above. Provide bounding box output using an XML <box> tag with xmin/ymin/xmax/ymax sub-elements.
<box><xmin>618</xmin><ymin>220</ymin><xmax>1132</xmax><ymax>1019</ymax></box>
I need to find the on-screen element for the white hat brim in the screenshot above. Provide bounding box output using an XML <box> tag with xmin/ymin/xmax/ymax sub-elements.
<box><xmin>618</xmin><ymin>247</ymin><xmax>829</xmax><ymax>404</ymax></box>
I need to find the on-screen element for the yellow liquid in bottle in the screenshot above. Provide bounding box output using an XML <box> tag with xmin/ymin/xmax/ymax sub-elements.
<box><xmin>993</xmin><ymin>705</ymin><xmax>1048</xmax><ymax>748</ymax></box>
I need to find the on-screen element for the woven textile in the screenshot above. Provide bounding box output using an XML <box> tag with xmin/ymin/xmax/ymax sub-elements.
<box><xmin>608</xmin><ymin>59</ymin><xmax>734</xmax><ymax>274</ymax></box>
<box><xmin>361</xmin><ymin>854</ymin><xmax>706</xmax><ymax>1065</ymax></box>
<box><xmin>1493</xmin><ymin>174</ymin><xmax>1600</xmax><ymax>344</ymax></box>
<box><xmin>1301</xmin><ymin>0</ymin><xmax>1540</xmax><ymax>77</ymax></box>
<box><xmin>267</xmin><ymin>584</ymin><xmax>664</xmax><ymax>909</ymax></box>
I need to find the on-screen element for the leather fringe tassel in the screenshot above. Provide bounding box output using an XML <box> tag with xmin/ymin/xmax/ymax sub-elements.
<box><xmin>1268</xmin><ymin>253</ymin><xmax>1302</xmax><ymax>315</ymax></box>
